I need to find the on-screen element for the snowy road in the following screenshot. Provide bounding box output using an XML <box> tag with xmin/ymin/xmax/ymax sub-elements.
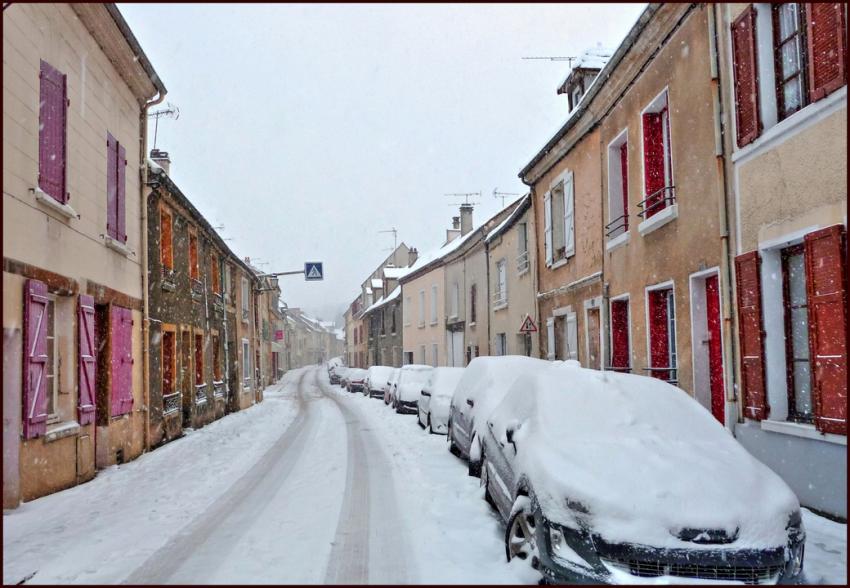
<box><xmin>3</xmin><ymin>366</ymin><xmax>846</xmax><ymax>584</ymax></box>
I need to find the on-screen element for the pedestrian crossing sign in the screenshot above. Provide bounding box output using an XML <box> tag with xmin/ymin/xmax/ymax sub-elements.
<box><xmin>519</xmin><ymin>314</ymin><xmax>537</xmax><ymax>333</ymax></box>
<box><xmin>304</xmin><ymin>262</ymin><xmax>324</xmax><ymax>281</ymax></box>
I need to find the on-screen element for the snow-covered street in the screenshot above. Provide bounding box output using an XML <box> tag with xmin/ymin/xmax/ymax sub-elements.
<box><xmin>2</xmin><ymin>365</ymin><xmax>846</xmax><ymax>585</ymax></box>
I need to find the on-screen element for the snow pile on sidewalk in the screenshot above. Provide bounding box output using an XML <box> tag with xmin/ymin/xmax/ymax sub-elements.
<box><xmin>3</xmin><ymin>369</ymin><xmax>307</xmax><ymax>585</ymax></box>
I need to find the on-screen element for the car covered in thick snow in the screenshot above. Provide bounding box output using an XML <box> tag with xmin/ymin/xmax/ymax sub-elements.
<box><xmin>448</xmin><ymin>355</ymin><xmax>551</xmax><ymax>476</ymax></box>
<box><xmin>365</xmin><ymin>366</ymin><xmax>395</xmax><ymax>399</ymax></box>
<box><xmin>392</xmin><ymin>364</ymin><xmax>433</xmax><ymax>414</ymax></box>
<box><xmin>418</xmin><ymin>367</ymin><xmax>464</xmax><ymax>434</ymax></box>
<box><xmin>478</xmin><ymin>363</ymin><xmax>805</xmax><ymax>585</ymax></box>
<box><xmin>384</xmin><ymin>368</ymin><xmax>401</xmax><ymax>405</ymax></box>
<box><xmin>345</xmin><ymin>368</ymin><xmax>368</xmax><ymax>393</ymax></box>
<box><xmin>328</xmin><ymin>363</ymin><xmax>346</xmax><ymax>385</ymax></box>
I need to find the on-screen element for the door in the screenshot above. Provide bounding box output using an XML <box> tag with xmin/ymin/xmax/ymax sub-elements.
<box><xmin>180</xmin><ymin>330</ymin><xmax>192</xmax><ymax>422</ymax></box>
<box><xmin>705</xmin><ymin>275</ymin><xmax>725</xmax><ymax>423</ymax></box>
<box><xmin>586</xmin><ymin>308</ymin><xmax>601</xmax><ymax>369</ymax></box>
<box><xmin>648</xmin><ymin>289</ymin><xmax>672</xmax><ymax>381</ymax></box>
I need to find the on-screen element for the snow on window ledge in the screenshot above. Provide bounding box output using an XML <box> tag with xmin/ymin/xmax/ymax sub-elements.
<box><xmin>760</xmin><ymin>419</ymin><xmax>847</xmax><ymax>446</ymax></box>
<box><xmin>638</xmin><ymin>204</ymin><xmax>678</xmax><ymax>237</ymax></box>
<box><xmin>606</xmin><ymin>230</ymin><xmax>630</xmax><ymax>252</ymax></box>
<box><xmin>32</xmin><ymin>188</ymin><xmax>78</xmax><ymax>220</ymax></box>
<box><xmin>45</xmin><ymin>420</ymin><xmax>81</xmax><ymax>443</ymax></box>
<box><xmin>105</xmin><ymin>236</ymin><xmax>132</xmax><ymax>257</ymax></box>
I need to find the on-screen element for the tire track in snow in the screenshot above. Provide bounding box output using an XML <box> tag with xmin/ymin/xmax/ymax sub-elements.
<box><xmin>123</xmin><ymin>371</ymin><xmax>318</xmax><ymax>584</ymax></box>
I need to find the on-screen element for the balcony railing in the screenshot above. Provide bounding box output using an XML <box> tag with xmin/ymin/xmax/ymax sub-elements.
<box><xmin>517</xmin><ymin>250</ymin><xmax>529</xmax><ymax>273</ymax></box>
<box><xmin>604</xmin><ymin>365</ymin><xmax>632</xmax><ymax>373</ymax></box>
<box><xmin>642</xmin><ymin>366</ymin><xmax>678</xmax><ymax>385</ymax></box>
<box><xmin>195</xmin><ymin>383</ymin><xmax>208</xmax><ymax>405</ymax></box>
<box><xmin>213</xmin><ymin>381</ymin><xmax>225</xmax><ymax>398</ymax></box>
<box><xmin>637</xmin><ymin>186</ymin><xmax>676</xmax><ymax>219</ymax></box>
<box><xmin>492</xmin><ymin>291</ymin><xmax>507</xmax><ymax>307</ymax></box>
<box><xmin>605</xmin><ymin>214</ymin><xmax>629</xmax><ymax>238</ymax></box>
<box><xmin>163</xmin><ymin>391</ymin><xmax>181</xmax><ymax>416</ymax></box>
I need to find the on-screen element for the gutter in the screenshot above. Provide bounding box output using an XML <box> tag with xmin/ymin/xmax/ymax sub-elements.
<box><xmin>104</xmin><ymin>3</ymin><xmax>167</xmax><ymax>98</ymax></box>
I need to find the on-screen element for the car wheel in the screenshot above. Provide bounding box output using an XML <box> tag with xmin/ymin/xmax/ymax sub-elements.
<box><xmin>447</xmin><ymin>421</ymin><xmax>461</xmax><ymax>456</ymax></box>
<box><xmin>505</xmin><ymin>495</ymin><xmax>540</xmax><ymax>570</ymax></box>
<box><xmin>481</xmin><ymin>455</ymin><xmax>497</xmax><ymax>510</ymax></box>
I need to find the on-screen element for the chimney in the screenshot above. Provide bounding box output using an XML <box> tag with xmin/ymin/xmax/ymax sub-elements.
<box><xmin>408</xmin><ymin>248</ymin><xmax>419</xmax><ymax>267</ymax></box>
<box><xmin>150</xmin><ymin>148</ymin><xmax>171</xmax><ymax>175</ymax></box>
<box><xmin>452</xmin><ymin>216</ymin><xmax>460</xmax><ymax>230</ymax></box>
<box><xmin>460</xmin><ymin>204</ymin><xmax>473</xmax><ymax>236</ymax></box>
<box><xmin>445</xmin><ymin>229</ymin><xmax>461</xmax><ymax>244</ymax></box>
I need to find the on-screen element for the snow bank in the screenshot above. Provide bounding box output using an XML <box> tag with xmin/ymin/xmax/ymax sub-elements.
<box><xmin>488</xmin><ymin>364</ymin><xmax>800</xmax><ymax>551</ymax></box>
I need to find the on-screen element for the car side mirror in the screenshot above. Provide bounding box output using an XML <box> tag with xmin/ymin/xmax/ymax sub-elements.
<box><xmin>466</xmin><ymin>398</ymin><xmax>474</xmax><ymax>407</ymax></box>
<box><xmin>505</xmin><ymin>428</ymin><xmax>515</xmax><ymax>445</ymax></box>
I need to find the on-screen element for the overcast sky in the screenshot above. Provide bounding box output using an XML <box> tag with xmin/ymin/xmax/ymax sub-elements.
<box><xmin>118</xmin><ymin>3</ymin><xmax>646</xmax><ymax>324</ymax></box>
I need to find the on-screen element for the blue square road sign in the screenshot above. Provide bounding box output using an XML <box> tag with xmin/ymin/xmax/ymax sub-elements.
<box><xmin>305</xmin><ymin>262</ymin><xmax>324</xmax><ymax>281</ymax></box>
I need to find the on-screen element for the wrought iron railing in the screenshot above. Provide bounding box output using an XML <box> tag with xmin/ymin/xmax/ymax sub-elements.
<box><xmin>194</xmin><ymin>383</ymin><xmax>208</xmax><ymax>405</ymax></box>
<box><xmin>642</xmin><ymin>366</ymin><xmax>678</xmax><ymax>384</ymax></box>
<box><xmin>637</xmin><ymin>186</ymin><xmax>676</xmax><ymax>219</ymax></box>
<box><xmin>604</xmin><ymin>365</ymin><xmax>632</xmax><ymax>373</ymax></box>
<box><xmin>605</xmin><ymin>214</ymin><xmax>629</xmax><ymax>238</ymax></box>
<box><xmin>517</xmin><ymin>250</ymin><xmax>529</xmax><ymax>273</ymax></box>
<box><xmin>213</xmin><ymin>381</ymin><xmax>225</xmax><ymax>398</ymax></box>
<box><xmin>163</xmin><ymin>391</ymin><xmax>181</xmax><ymax>415</ymax></box>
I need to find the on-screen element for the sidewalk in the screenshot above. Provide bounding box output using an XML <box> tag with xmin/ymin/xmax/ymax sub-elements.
<box><xmin>802</xmin><ymin>508</ymin><xmax>847</xmax><ymax>584</ymax></box>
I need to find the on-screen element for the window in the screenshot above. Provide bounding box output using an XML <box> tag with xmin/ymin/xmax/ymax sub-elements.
<box><xmin>242</xmin><ymin>339</ymin><xmax>251</xmax><ymax>388</ymax></box>
<box><xmin>518</xmin><ymin>333</ymin><xmax>533</xmax><ymax>357</ymax></box>
<box><xmin>450</xmin><ymin>282</ymin><xmax>459</xmax><ymax>318</ymax></box>
<box><xmin>430</xmin><ymin>285</ymin><xmax>438</xmax><ymax>324</ymax></box>
<box><xmin>469</xmin><ymin>284</ymin><xmax>477</xmax><ymax>323</ymax></box>
<box><xmin>494</xmin><ymin>259</ymin><xmax>507</xmax><ymax>306</ymax></box>
<box><xmin>420</xmin><ymin>344</ymin><xmax>427</xmax><ymax>364</ymax></box>
<box><xmin>211</xmin><ymin>253</ymin><xmax>222</xmax><ymax>295</ymax></box>
<box><xmin>641</xmin><ymin>90</ymin><xmax>673</xmax><ymax>219</ymax></box>
<box><xmin>404</xmin><ymin>296</ymin><xmax>411</xmax><ymax>326</ymax></box>
<box><xmin>224</xmin><ymin>263</ymin><xmax>233</xmax><ymax>301</ymax></box>
<box><xmin>544</xmin><ymin>171</ymin><xmax>575</xmax><ymax>265</ymax></box>
<box><xmin>773</xmin><ymin>3</ymin><xmax>807</xmax><ymax>119</ymax></box>
<box><xmin>212</xmin><ymin>334</ymin><xmax>223</xmax><ymax>382</ymax></box>
<box><xmin>731</xmin><ymin>7</ymin><xmax>761</xmax><ymax>146</ymax></box>
<box><xmin>517</xmin><ymin>222</ymin><xmax>529</xmax><ymax>272</ymax></box>
<box><xmin>194</xmin><ymin>333</ymin><xmax>205</xmax><ymax>386</ymax></box>
<box><xmin>189</xmin><ymin>230</ymin><xmax>200</xmax><ymax>281</ymax></box>
<box><xmin>404</xmin><ymin>351</ymin><xmax>414</xmax><ymax>365</ymax></box>
<box><xmin>106</xmin><ymin>133</ymin><xmax>127</xmax><ymax>242</ymax></box>
<box><xmin>418</xmin><ymin>290</ymin><xmax>425</xmax><ymax>326</ymax></box>
<box><xmin>45</xmin><ymin>296</ymin><xmax>58</xmax><ymax>421</ymax></box>
<box><xmin>571</xmin><ymin>84</ymin><xmax>583</xmax><ymax>111</ymax></box>
<box><xmin>562</xmin><ymin>313</ymin><xmax>578</xmax><ymax>361</ymax></box>
<box><xmin>162</xmin><ymin>329</ymin><xmax>176</xmax><ymax>393</ymax></box>
<box><xmin>606</xmin><ymin>131</ymin><xmax>629</xmax><ymax>239</ymax></box>
<box><xmin>391</xmin><ymin>305</ymin><xmax>397</xmax><ymax>334</ymax></box>
<box><xmin>242</xmin><ymin>278</ymin><xmax>250</xmax><ymax>321</ymax></box>
<box><xmin>647</xmin><ymin>287</ymin><xmax>677</xmax><ymax>384</ymax></box>
<box><xmin>495</xmin><ymin>333</ymin><xmax>507</xmax><ymax>356</ymax></box>
<box><xmin>781</xmin><ymin>245</ymin><xmax>812</xmax><ymax>421</ymax></box>
<box><xmin>609</xmin><ymin>299</ymin><xmax>631</xmax><ymax>372</ymax></box>
<box><xmin>432</xmin><ymin>343</ymin><xmax>439</xmax><ymax>367</ymax></box>
<box><xmin>38</xmin><ymin>60</ymin><xmax>67</xmax><ymax>204</ymax></box>
<box><xmin>160</xmin><ymin>207</ymin><xmax>173</xmax><ymax>271</ymax></box>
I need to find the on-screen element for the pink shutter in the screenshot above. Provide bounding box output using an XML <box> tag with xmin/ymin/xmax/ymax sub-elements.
<box><xmin>38</xmin><ymin>60</ymin><xmax>67</xmax><ymax>203</ymax></box>
<box><xmin>78</xmin><ymin>295</ymin><xmax>97</xmax><ymax>425</ymax></box>
<box><xmin>117</xmin><ymin>142</ymin><xmax>127</xmax><ymax>242</ymax></box>
<box><xmin>23</xmin><ymin>279</ymin><xmax>50</xmax><ymax>439</ymax></box>
<box><xmin>106</xmin><ymin>133</ymin><xmax>118</xmax><ymax>239</ymax></box>
<box><xmin>110</xmin><ymin>306</ymin><xmax>134</xmax><ymax>416</ymax></box>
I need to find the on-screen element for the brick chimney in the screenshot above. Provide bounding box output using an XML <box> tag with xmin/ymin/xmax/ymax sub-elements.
<box><xmin>460</xmin><ymin>204</ymin><xmax>473</xmax><ymax>236</ymax></box>
<box><xmin>150</xmin><ymin>148</ymin><xmax>171</xmax><ymax>175</ymax></box>
<box><xmin>408</xmin><ymin>248</ymin><xmax>418</xmax><ymax>267</ymax></box>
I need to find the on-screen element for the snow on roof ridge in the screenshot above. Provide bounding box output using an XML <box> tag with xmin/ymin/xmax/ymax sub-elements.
<box><xmin>558</xmin><ymin>45</ymin><xmax>615</xmax><ymax>90</ymax></box>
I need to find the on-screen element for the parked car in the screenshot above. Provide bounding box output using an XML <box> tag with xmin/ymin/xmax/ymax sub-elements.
<box><xmin>393</xmin><ymin>364</ymin><xmax>433</xmax><ymax>414</ymax></box>
<box><xmin>366</xmin><ymin>366</ymin><xmax>395</xmax><ymax>399</ymax></box>
<box><xmin>418</xmin><ymin>367</ymin><xmax>464</xmax><ymax>434</ymax></box>
<box><xmin>328</xmin><ymin>363</ymin><xmax>345</xmax><ymax>385</ymax></box>
<box><xmin>346</xmin><ymin>368</ymin><xmax>368</xmax><ymax>393</ymax></box>
<box><xmin>478</xmin><ymin>362</ymin><xmax>805</xmax><ymax>584</ymax></box>
<box><xmin>384</xmin><ymin>368</ymin><xmax>401</xmax><ymax>405</ymax></box>
<box><xmin>337</xmin><ymin>367</ymin><xmax>352</xmax><ymax>389</ymax></box>
<box><xmin>449</xmin><ymin>355</ymin><xmax>551</xmax><ymax>476</ymax></box>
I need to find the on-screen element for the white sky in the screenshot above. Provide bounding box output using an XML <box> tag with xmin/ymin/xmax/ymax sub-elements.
<box><xmin>118</xmin><ymin>3</ymin><xmax>646</xmax><ymax>323</ymax></box>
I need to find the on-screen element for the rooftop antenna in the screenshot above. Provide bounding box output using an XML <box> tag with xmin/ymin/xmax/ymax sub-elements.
<box><xmin>147</xmin><ymin>102</ymin><xmax>180</xmax><ymax>149</ymax></box>
<box><xmin>445</xmin><ymin>192</ymin><xmax>481</xmax><ymax>207</ymax></box>
<box><xmin>492</xmin><ymin>188</ymin><xmax>521</xmax><ymax>208</ymax></box>
<box><xmin>522</xmin><ymin>56</ymin><xmax>577</xmax><ymax>68</ymax></box>
<box><xmin>378</xmin><ymin>227</ymin><xmax>398</xmax><ymax>251</ymax></box>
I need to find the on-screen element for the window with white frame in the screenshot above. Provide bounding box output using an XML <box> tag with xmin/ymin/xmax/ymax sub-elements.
<box><xmin>242</xmin><ymin>339</ymin><xmax>251</xmax><ymax>389</ymax></box>
<box><xmin>450</xmin><ymin>282</ymin><xmax>459</xmax><ymax>318</ymax></box>
<box><xmin>640</xmin><ymin>90</ymin><xmax>674</xmax><ymax>220</ymax></box>
<box><xmin>420</xmin><ymin>344</ymin><xmax>427</xmax><ymax>364</ymax></box>
<box><xmin>517</xmin><ymin>222</ymin><xmax>529</xmax><ymax>273</ymax></box>
<box><xmin>646</xmin><ymin>286</ymin><xmax>677</xmax><ymax>384</ymax></box>
<box><xmin>430</xmin><ymin>284</ymin><xmax>438</xmax><ymax>324</ymax></box>
<box><xmin>544</xmin><ymin>171</ymin><xmax>575</xmax><ymax>266</ymax></box>
<box><xmin>494</xmin><ymin>259</ymin><xmax>508</xmax><ymax>306</ymax></box>
<box><xmin>241</xmin><ymin>278</ymin><xmax>250</xmax><ymax>321</ymax></box>
<box><xmin>418</xmin><ymin>290</ymin><xmax>425</xmax><ymax>327</ymax></box>
<box><xmin>432</xmin><ymin>343</ymin><xmax>439</xmax><ymax>367</ymax></box>
<box><xmin>404</xmin><ymin>296</ymin><xmax>411</xmax><ymax>326</ymax></box>
<box><xmin>45</xmin><ymin>295</ymin><xmax>59</xmax><ymax>422</ymax></box>
<box><xmin>495</xmin><ymin>333</ymin><xmax>507</xmax><ymax>356</ymax></box>
<box><xmin>606</xmin><ymin>130</ymin><xmax>630</xmax><ymax>239</ymax></box>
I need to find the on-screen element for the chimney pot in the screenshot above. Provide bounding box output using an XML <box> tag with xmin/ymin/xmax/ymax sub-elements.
<box><xmin>408</xmin><ymin>248</ymin><xmax>419</xmax><ymax>267</ymax></box>
<box><xmin>459</xmin><ymin>204</ymin><xmax>473</xmax><ymax>236</ymax></box>
<box><xmin>452</xmin><ymin>216</ymin><xmax>460</xmax><ymax>230</ymax></box>
<box><xmin>150</xmin><ymin>148</ymin><xmax>171</xmax><ymax>175</ymax></box>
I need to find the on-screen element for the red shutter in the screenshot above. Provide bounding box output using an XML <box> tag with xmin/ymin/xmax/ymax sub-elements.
<box><xmin>731</xmin><ymin>7</ymin><xmax>761</xmax><ymax>147</ymax></box>
<box><xmin>38</xmin><ymin>60</ymin><xmax>67</xmax><ymax>203</ymax></box>
<box><xmin>619</xmin><ymin>143</ymin><xmax>629</xmax><ymax>230</ymax></box>
<box><xmin>647</xmin><ymin>290</ymin><xmax>670</xmax><ymax>379</ymax></box>
<box><xmin>735</xmin><ymin>251</ymin><xmax>768</xmax><ymax>420</ymax></box>
<box><xmin>117</xmin><ymin>142</ymin><xmax>127</xmax><ymax>242</ymax></box>
<box><xmin>106</xmin><ymin>133</ymin><xmax>118</xmax><ymax>239</ymax></box>
<box><xmin>78</xmin><ymin>294</ymin><xmax>97</xmax><ymax>425</ymax></box>
<box><xmin>23</xmin><ymin>279</ymin><xmax>50</xmax><ymax>439</ymax></box>
<box><xmin>806</xmin><ymin>3</ymin><xmax>847</xmax><ymax>102</ymax></box>
<box><xmin>110</xmin><ymin>306</ymin><xmax>134</xmax><ymax>416</ymax></box>
<box><xmin>804</xmin><ymin>225</ymin><xmax>847</xmax><ymax>435</ymax></box>
<box><xmin>642</xmin><ymin>112</ymin><xmax>665</xmax><ymax>218</ymax></box>
<box><xmin>610</xmin><ymin>299</ymin><xmax>630</xmax><ymax>369</ymax></box>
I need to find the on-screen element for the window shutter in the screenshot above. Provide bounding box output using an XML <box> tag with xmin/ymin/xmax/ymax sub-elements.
<box><xmin>38</xmin><ymin>60</ymin><xmax>68</xmax><ymax>203</ymax></box>
<box><xmin>106</xmin><ymin>133</ymin><xmax>118</xmax><ymax>239</ymax></box>
<box><xmin>620</xmin><ymin>143</ymin><xmax>629</xmax><ymax>231</ymax></box>
<box><xmin>564</xmin><ymin>172</ymin><xmax>575</xmax><ymax>257</ymax></box>
<box><xmin>734</xmin><ymin>251</ymin><xmax>768</xmax><ymax>420</ymax></box>
<box><xmin>648</xmin><ymin>290</ymin><xmax>670</xmax><ymax>377</ymax></box>
<box><xmin>23</xmin><ymin>279</ymin><xmax>50</xmax><ymax>439</ymax></box>
<box><xmin>731</xmin><ymin>7</ymin><xmax>761</xmax><ymax>147</ymax></box>
<box><xmin>117</xmin><ymin>142</ymin><xmax>127</xmax><ymax>243</ymax></box>
<box><xmin>110</xmin><ymin>305</ymin><xmax>134</xmax><ymax>416</ymax></box>
<box><xmin>543</xmin><ymin>192</ymin><xmax>553</xmax><ymax>266</ymax></box>
<box><xmin>805</xmin><ymin>3</ymin><xmax>847</xmax><ymax>102</ymax></box>
<box><xmin>566</xmin><ymin>312</ymin><xmax>578</xmax><ymax>361</ymax></box>
<box><xmin>77</xmin><ymin>294</ymin><xmax>97</xmax><ymax>425</ymax></box>
<box><xmin>642</xmin><ymin>112</ymin><xmax>666</xmax><ymax>217</ymax></box>
<box><xmin>610</xmin><ymin>300</ymin><xmax>630</xmax><ymax>369</ymax></box>
<box><xmin>804</xmin><ymin>225</ymin><xmax>847</xmax><ymax>435</ymax></box>
<box><xmin>546</xmin><ymin>317</ymin><xmax>556</xmax><ymax>360</ymax></box>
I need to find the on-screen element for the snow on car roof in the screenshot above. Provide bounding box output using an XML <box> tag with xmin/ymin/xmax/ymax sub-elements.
<box><xmin>423</xmin><ymin>367</ymin><xmax>465</xmax><ymax>398</ymax></box>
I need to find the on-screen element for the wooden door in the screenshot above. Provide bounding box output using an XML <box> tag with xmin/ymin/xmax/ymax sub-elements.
<box><xmin>586</xmin><ymin>308</ymin><xmax>601</xmax><ymax>369</ymax></box>
<box><xmin>705</xmin><ymin>275</ymin><xmax>725</xmax><ymax>423</ymax></box>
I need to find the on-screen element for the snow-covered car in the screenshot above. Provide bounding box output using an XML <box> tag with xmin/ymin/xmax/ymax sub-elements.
<box><xmin>479</xmin><ymin>363</ymin><xmax>805</xmax><ymax>585</ymax></box>
<box><xmin>384</xmin><ymin>368</ymin><xmax>401</xmax><ymax>405</ymax></box>
<box><xmin>336</xmin><ymin>367</ymin><xmax>352</xmax><ymax>388</ymax></box>
<box><xmin>392</xmin><ymin>364</ymin><xmax>433</xmax><ymax>414</ymax></box>
<box><xmin>366</xmin><ymin>366</ymin><xmax>395</xmax><ymax>399</ymax></box>
<box><xmin>448</xmin><ymin>355</ymin><xmax>551</xmax><ymax>476</ymax></box>
<box><xmin>346</xmin><ymin>368</ymin><xmax>368</xmax><ymax>393</ymax></box>
<box><xmin>418</xmin><ymin>367</ymin><xmax>464</xmax><ymax>434</ymax></box>
<box><xmin>328</xmin><ymin>363</ymin><xmax>346</xmax><ymax>385</ymax></box>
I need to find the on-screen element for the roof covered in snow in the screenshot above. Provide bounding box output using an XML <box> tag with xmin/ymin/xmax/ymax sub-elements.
<box><xmin>383</xmin><ymin>266</ymin><xmax>408</xmax><ymax>279</ymax></box>
<box><xmin>362</xmin><ymin>285</ymin><xmax>401</xmax><ymax>315</ymax></box>
<box><xmin>371</xmin><ymin>278</ymin><xmax>383</xmax><ymax>289</ymax></box>
<box><xmin>485</xmin><ymin>194</ymin><xmax>532</xmax><ymax>244</ymax></box>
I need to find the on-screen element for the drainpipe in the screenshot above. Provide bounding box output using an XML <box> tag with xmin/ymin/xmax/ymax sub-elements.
<box><xmin>709</xmin><ymin>4</ymin><xmax>741</xmax><ymax>425</ymax></box>
<box><xmin>140</xmin><ymin>90</ymin><xmax>166</xmax><ymax>452</ymax></box>
<box><xmin>221</xmin><ymin>270</ymin><xmax>230</xmax><ymax>407</ymax></box>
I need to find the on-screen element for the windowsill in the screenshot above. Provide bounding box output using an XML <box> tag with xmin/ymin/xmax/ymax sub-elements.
<box><xmin>161</xmin><ymin>280</ymin><xmax>176</xmax><ymax>292</ymax></box>
<box><xmin>638</xmin><ymin>204</ymin><xmax>678</xmax><ymax>236</ymax></box>
<box><xmin>44</xmin><ymin>420</ymin><xmax>81</xmax><ymax>443</ymax></box>
<box><xmin>430</xmin><ymin>321</ymin><xmax>438</xmax><ymax>326</ymax></box>
<box><xmin>760</xmin><ymin>419</ymin><xmax>847</xmax><ymax>446</ymax></box>
<box><xmin>549</xmin><ymin>258</ymin><xmax>568</xmax><ymax>270</ymax></box>
<box><xmin>33</xmin><ymin>188</ymin><xmax>78</xmax><ymax>220</ymax></box>
<box><xmin>493</xmin><ymin>302</ymin><xmax>508</xmax><ymax>311</ymax></box>
<box><xmin>517</xmin><ymin>267</ymin><xmax>530</xmax><ymax>277</ymax></box>
<box><xmin>606</xmin><ymin>231</ymin><xmax>630</xmax><ymax>252</ymax></box>
<box><xmin>468</xmin><ymin>321</ymin><xmax>476</xmax><ymax>327</ymax></box>
<box><xmin>105</xmin><ymin>236</ymin><xmax>131</xmax><ymax>256</ymax></box>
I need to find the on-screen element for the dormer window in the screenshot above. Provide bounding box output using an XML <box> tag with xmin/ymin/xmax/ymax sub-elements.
<box><xmin>557</xmin><ymin>46</ymin><xmax>613</xmax><ymax>113</ymax></box>
<box><xmin>571</xmin><ymin>85</ymin><xmax>584</xmax><ymax>110</ymax></box>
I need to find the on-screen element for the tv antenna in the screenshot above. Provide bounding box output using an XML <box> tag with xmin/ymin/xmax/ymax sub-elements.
<box><xmin>492</xmin><ymin>188</ymin><xmax>521</xmax><ymax>208</ymax></box>
<box><xmin>445</xmin><ymin>192</ymin><xmax>481</xmax><ymax>207</ymax></box>
<box><xmin>378</xmin><ymin>227</ymin><xmax>398</xmax><ymax>251</ymax></box>
<box><xmin>522</xmin><ymin>56</ymin><xmax>577</xmax><ymax>68</ymax></box>
<box><xmin>147</xmin><ymin>102</ymin><xmax>180</xmax><ymax>149</ymax></box>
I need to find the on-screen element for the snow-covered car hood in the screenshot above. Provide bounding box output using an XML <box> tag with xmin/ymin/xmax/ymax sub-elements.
<box><xmin>490</xmin><ymin>366</ymin><xmax>800</xmax><ymax>551</ymax></box>
<box><xmin>429</xmin><ymin>394</ymin><xmax>452</xmax><ymax>426</ymax></box>
<box><xmin>398</xmin><ymin>381</ymin><xmax>427</xmax><ymax>402</ymax></box>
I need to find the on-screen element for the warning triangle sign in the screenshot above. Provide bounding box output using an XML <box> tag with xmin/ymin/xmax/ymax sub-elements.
<box><xmin>519</xmin><ymin>314</ymin><xmax>537</xmax><ymax>333</ymax></box>
<box><xmin>306</xmin><ymin>265</ymin><xmax>322</xmax><ymax>279</ymax></box>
